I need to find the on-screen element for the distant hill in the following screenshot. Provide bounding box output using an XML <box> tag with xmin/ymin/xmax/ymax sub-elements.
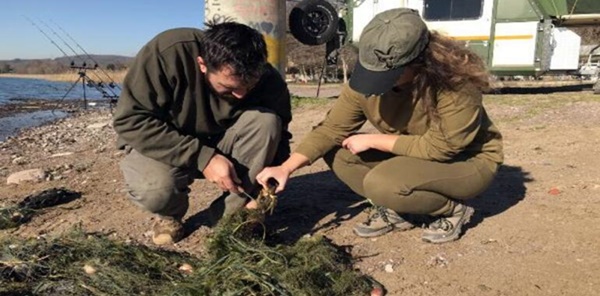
<box><xmin>0</xmin><ymin>55</ymin><xmax>134</xmax><ymax>74</ymax></box>
<box><xmin>53</xmin><ymin>55</ymin><xmax>134</xmax><ymax>67</ymax></box>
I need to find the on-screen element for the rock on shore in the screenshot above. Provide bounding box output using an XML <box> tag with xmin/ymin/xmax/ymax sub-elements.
<box><xmin>1</xmin><ymin>109</ymin><xmax>117</xmax><ymax>184</ymax></box>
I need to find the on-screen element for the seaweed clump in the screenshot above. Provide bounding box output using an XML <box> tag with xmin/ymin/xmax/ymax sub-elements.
<box><xmin>0</xmin><ymin>188</ymin><xmax>80</xmax><ymax>230</ymax></box>
<box><xmin>1</xmin><ymin>210</ymin><xmax>374</xmax><ymax>295</ymax></box>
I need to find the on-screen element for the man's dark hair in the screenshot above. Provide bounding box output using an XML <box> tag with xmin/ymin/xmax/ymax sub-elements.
<box><xmin>200</xmin><ymin>19</ymin><xmax>268</xmax><ymax>83</ymax></box>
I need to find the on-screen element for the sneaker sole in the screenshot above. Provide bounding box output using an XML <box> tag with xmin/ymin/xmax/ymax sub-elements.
<box><xmin>353</xmin><ymin>222</ymin><xmax>415</xmax><ymax>238</ymax></box>
<box><xmin>421</xmin><ymin>206</ymin><xmax>475</xmax><ymax>244</ymax></box>
<box><xmin>152</xmin><ymin>219</ymin><xmax>184</xmax><ymax>245</ymax></box>
<box><xmin>153</xmin><ymin>233</ymin><xmax>177</xmax><ymax>245</ymax></box>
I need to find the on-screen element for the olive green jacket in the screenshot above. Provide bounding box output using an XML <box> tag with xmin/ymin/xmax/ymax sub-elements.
<box><xmin>113</xmin><ymin>28</ymin><xmax>292</xmax><ymax>171</ymax></box>
<box><xmin>295</xmin><ymin>83</ymin><xmax>503</xmax><ymax>166</ymax></box>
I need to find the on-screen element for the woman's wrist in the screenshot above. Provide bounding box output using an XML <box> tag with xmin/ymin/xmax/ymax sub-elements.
<box><xmin>371</xmin><ymin>134</ymin><xmax>398</xmax><ymax>153</ymax></box>
<box><xmin>280</xmin><ymin>152</ymin><xmax>310</xmax><ymax>174</ymax></box>
<box><xmin>280</xmin><ymin>162</ymin><xmax>296</xmax><ymax>175</ymax></box>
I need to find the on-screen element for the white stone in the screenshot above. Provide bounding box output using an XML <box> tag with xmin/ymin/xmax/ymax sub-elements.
<box><xmin>87</xmin><ymin>121</ymin><xmax>111</xmax><ymax>129</ymax></box>
<box><xmin>6</xmin><ymin>169</ymin><xmax>46</xmax><ymax>184</ymax></box>
<box><xmin>51</xmin><ymin>152</ymin><xmax>74</xmax><ymax>158</ymax></box>
<box><xmin>12</xmin><ymin>157</ymin><xmax>27</xmax><ymax>165</ymax></box>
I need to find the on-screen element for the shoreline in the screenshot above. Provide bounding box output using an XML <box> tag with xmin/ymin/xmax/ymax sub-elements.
<box><xmin>0</xmin><ymin>73</ymin><xmax>123</xmax><ymax>140</ymax></box>
<box><xmin>0</xmin><ymin>70</ymin><xmax>127</xmax><ymax>84</ymax></box>
<box><xmin>0</xmin><ymin>96</ymin><xmax>116</xmax><ymax>118</ymax></box>
<box><xmin>0</xmin><ymin>98</ymin><xmax>85</xmax><ymax>117</ymax></box>
<box><xmin>0</xmin><ymin>99</ymin><xmax>114</xmax><ymax>142</ymax></box>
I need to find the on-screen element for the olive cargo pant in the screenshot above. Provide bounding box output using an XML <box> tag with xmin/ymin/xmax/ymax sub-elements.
<box><xmin>324</xmin><ymin>148</ymin><xmax>498</xmax><ymax>216</ymax></box>
<box><xmin>119</xmin><ymin>108</ymin><xmax>282</xmax><ymax>222</ymax></box>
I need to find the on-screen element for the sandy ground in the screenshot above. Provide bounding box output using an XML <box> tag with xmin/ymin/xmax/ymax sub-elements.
<box><xmin>1</xmin><ymin>84</ymin><xmax>600</xmax><ymax>295</ymax></box>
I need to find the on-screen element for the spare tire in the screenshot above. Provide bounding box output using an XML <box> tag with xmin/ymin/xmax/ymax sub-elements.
<box><xmin>289</xmin><ymin>0</ymin><xmax>339</xmax><ymax>45</ymax></box>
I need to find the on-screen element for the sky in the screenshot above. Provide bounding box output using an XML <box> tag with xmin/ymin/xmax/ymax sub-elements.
<box><xmin>0</xmin><ymin>0</ymin><xmax>205</xmax><ymax>60</ymax></box>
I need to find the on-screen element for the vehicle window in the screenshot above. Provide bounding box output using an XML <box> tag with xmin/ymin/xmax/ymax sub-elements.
<box><xmin>423</xmin><ymin>0</ymin><xmax>483</xmax><ymax>21</ymax></box>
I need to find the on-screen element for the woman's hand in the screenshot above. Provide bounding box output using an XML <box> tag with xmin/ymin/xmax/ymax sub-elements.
<box><xmin>343</xmin><ymin>134</ymin><xmax>398</xmax><ymax>154</ymax></box>
<box><xmin>256</xmin><ymin>165</ymin><xmax>291</xmax><ymax>193</ymax></box>
<box><xmin>256</xmin><ymin>153</ymin><xmax>311</xmax><ymax>193</ymax></box>
<box><xmin>342</xmin><ymin>134</ymin><xmax>374</xmax><ymax>154</ymax></box>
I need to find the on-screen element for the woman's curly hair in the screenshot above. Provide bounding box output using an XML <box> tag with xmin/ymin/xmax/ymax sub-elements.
<box><xmin>411</xmin><ymin>31</ymin><xmax>490</xmax><ymax>121</ymax></box>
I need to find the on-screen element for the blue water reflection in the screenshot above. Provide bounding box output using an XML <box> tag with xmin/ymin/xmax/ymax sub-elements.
<box><xmin>0</xmin><ymin>77</ymin><xmax>119</xmax><ymax>140</ymax></box>
<box><xmin>0</xmin><ymin>77</ymin><xmax>120</xmax><ymax>104</ymax></box>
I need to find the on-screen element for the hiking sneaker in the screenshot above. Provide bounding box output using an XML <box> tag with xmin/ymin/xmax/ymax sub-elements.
<box><xmin>353</xmin><ymin>206</ymin><xmax>415</xmax><ymax>238</ymax></box>
<box><xmin>152</xmin><ymin>216</ymin><xmax>184</xmax><ymax>245</ymax></box>
<box><xmin>421</xmin><ymin>203</ymin><xmax>474</xmax><ymax>244</ymax></box>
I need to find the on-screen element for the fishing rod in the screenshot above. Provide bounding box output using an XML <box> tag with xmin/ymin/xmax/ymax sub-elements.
<box><xmin>24</xmin><ymin>15</ymin><xmax>94</xmax><ymax>93</ymax></box>
<box><xmin>51</xmin><ymin>20</ymin><xmax>122</xmax><ymax>91</ymax></box>
<box><xmin>25</xmin><ymin>15</ymin><xmax>119</xmax><ymax>109</ymax></box>
<box><xmin>38</xmin><ymin>19</ymin><xmax>88</xmax><ymax>64</ymax></box>
<box><xmin>38</xmin><ymin>18</ymin><xmax>120</xmax><ymax>98</ymax></box>
<box><xmin>23</xmin><ymin>15</ymin><xmax>71</xmax><ymax>59</ymax></box>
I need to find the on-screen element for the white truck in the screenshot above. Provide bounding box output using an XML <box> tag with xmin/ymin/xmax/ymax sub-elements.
<box><xmin>289</xmin><ymin>0</ymin><xmax>600</xmax><ymax>93</ymax></box>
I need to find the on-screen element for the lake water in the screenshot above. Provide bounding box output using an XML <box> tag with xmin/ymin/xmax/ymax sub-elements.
<box><xmin>0</xmin><ymin>77</ymin><xmax>121</xmax><ymax>141</ymax></box>
<box><xmin>0</xmin><ymin>77</ymin><xmax>118</xmax><ymax>103</ymax></box>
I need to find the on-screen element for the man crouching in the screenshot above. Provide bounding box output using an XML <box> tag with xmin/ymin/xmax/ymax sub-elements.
<box><xmin>112</xmin><ymin>20</ymin><xmax>291</xmax><ymax>245</ymax></box>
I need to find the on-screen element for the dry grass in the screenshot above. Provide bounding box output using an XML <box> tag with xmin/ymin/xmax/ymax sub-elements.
<box><xmin>0</xmin><ymin>69</ymin><xmax>128</xmax><ymax>84</ymax></box>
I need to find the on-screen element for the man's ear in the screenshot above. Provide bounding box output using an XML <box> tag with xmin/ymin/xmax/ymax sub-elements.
<box><xmin>197</xmin><ymin>56</ymin><xmax>207</xmax><ymax>74</ymax></box>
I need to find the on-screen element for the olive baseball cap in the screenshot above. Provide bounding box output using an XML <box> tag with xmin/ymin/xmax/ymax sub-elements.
<box><xmin>349</xmin><ymin>8</ymin><xmax>429</xmax><ymax>96</ymax></box>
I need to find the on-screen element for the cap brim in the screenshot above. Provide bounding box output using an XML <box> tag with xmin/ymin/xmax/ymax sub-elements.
<box><xmin>349</xmin><ymin>62</ymin><xmax>405</xmax><ymax>96</ymax></box>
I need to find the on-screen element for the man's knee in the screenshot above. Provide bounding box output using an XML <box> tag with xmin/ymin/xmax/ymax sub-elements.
<box><xmin>240</xmin><ymin>108</ymin><xmax>282</xmax><ymax>139</ymax></box>
<box><xmin>120</xmin><ymin>152</ymin><xmax>190</xmax><ymax>216</ymax></box>
<box><xmin>126</xmin><ymin>186</ymin><xmax>176</xmax><ymax>213</ymax></box>
<box><xmin>125</xmin><ymin>170</ymin><xmax>187</xmax><ymax>210</ymax></box>
<box><xmin>229</xmin><ymin>109</ymin><xmax>282</xmax><ymax>165</ymax></box>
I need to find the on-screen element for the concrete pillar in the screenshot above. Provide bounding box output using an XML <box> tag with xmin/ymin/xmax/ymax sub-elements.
<box><xmin>205</xmin><ymin>0</ymin><xmax>287</xmax><ymax>76</ymax></box>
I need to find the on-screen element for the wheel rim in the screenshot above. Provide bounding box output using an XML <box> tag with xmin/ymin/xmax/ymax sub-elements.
<box><xmin>302</xmin><ymin>10</ymin><xmax>330</xmax><ymax>37</ymax></box>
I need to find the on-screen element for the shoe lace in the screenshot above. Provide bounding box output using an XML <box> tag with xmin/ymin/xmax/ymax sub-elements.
<box><xmin>428</xmin><ymin>217</ymin><xmax>453</xmax><ymax>232</ymax></box>
<box><xmin>365</xmin><ymin>206</ymin><xmax>391</xmax><ymax>225</ymax></box>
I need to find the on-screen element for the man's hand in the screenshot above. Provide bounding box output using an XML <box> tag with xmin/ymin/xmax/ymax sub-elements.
<box><xmin>202</xmin><ymin>153</ymin><xmax>244</xmax><ymax>194</ymax></box>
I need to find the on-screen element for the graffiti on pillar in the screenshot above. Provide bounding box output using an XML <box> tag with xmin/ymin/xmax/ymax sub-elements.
<box><xmin>206</xmin><ymin>0</ymin><xmax>238</xmax><ymax>23</ymax></box>
<box><xmin>204</xmin><ymin>0</ymin><xmax>218</xmax><ymax>18</ymax></box>
<box><xmin>231</xmin><ymin>2</ymin><xmax>277</xmax><ymax>19</ymax></box>
<box><xmin>231</xmin><ymin>1</ymin><xmax>284</xmax><ymax>72</ymax></box>
<box><xmin>206</xmin><ymin>1</ymin><xmax>282</xmax><ymax>35</ymax></box>
<box><xmin>232</xmin><ymin>2</ymin><xmax>281</xmax><ymax>35</ymax></box>
<box><xmin>247</xmin><ymin>21</ymin><xmax>277</xmax><ymax>35</ymax></box>
<box><xmin>211</xmin><ymin>13</ymin><xmax>236</xmax><ymax>23</ymax></box>
<box><xmin>204</xmin><ymin>0</ymin><xmax>285</xmax><ymax>73</ymax></box>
